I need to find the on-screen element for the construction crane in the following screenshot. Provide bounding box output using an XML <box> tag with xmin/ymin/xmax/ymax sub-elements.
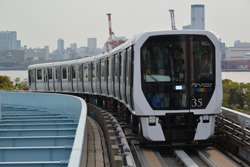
<box><xmin>169</xmin><ymin>9</ymin><xmax>177</xmax><ymax>30</ymax></box>
<box><xmin>106</xmin><ymin>13</ymin><xmax>126</xmax><ymax>52</ymax></box>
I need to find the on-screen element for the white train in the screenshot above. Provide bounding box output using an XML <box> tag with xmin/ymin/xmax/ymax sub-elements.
<box><xmin>28</xmin><ymin>30</ymin><xmax>222</xmax><ymax>141</ymax></box>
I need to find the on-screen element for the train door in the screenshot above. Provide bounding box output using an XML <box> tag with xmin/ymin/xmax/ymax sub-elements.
<box><xmin>101</xmin><ymin>59</ymin><xmax>105</xmax><ymax>95</ymax></box>
<box><xmin>67</xmin><ymin>66</ymin><xmax>72</xmax><ymax>92</ymax></box>
<box><xmin>44</xmin><ymin>68</ymin><xmax>49</xmax><ymax>91</ymax></box>
<box><xmin>46</xmin><ymin>68</ymin><xmax>50</xmax><ymax>91</ymax></box>
<box><xmin>52</xmin><ymin>67</ymin><xmax>56</xmax><ymax>92</ymax></box>
<box><xmin>83</xmin><ymin>63</ymin><xmax>89</xmax><ymax>93</ymax></box>
<box><xmin>73</xmin><ymin>65</ymin><xmax>78</xmax><ymax>92</ymax></box>
<box><xmin>92</xmin><ymin>62</ymin><xmax>96</xmax><ymax>93</ymax></box>
<box><xmin>61</xmin><ymin>66</ymin><xmax>68</xmax><ymax>92</ymax></box>
<box><xmin>87</xmin><ymin>63</ymin><xmax>93</xmax><ymax>93</ymax></box>
<box><xmin>96</xmin><ymin>60</ymin><xmax>101</xmax><ymax>94</ymax></box>
<box><xmin>78</xmin><ymin>64</ymin><xmax>83</xmax><ymax>92</ymax></box>
<box><xmin>54</xmin><ymin>67</ymin><xmax>60</xmax><ymax>92</ymax></box>
<box><xmin>36</xmin><ymin>69</ymin><xmax>43</xmax><ymax>91</ymax></box>
<box><xmin>48</xmin><ymin>68</ymin><xmax>54</xmax><ymax>92</ymax></box>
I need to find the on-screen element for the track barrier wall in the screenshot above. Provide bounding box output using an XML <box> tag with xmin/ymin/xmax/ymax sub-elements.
<box><xmin>87</xmin><ymin>103</ymin><xmax>136</xmax><ymax>167</ymax></box>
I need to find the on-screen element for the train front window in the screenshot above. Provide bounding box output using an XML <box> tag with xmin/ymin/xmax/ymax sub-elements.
<box><xmin>141</xmin><ymin>35</ymin><xmax>215</xmax><ymax>110</ymax></box>
<box><xmin>189</xmin><ymin>35</ymin><xmax>215</xmax><ymax>109</ymax></box>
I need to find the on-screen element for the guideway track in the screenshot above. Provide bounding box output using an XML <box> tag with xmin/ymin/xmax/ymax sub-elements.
<box><xmin>130</xmin><ymin>140</ymin><xmax>242</xmax><ymax>167</ymax></box>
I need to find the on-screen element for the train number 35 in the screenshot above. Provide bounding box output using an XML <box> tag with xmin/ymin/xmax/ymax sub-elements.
<box><xmin>192</xmin><ymin>98</ymin><xmax>202</xmax><ymax>107</ymax></box>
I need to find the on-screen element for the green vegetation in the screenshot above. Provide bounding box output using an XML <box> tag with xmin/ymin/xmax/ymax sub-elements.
<box><xmin>0</xmin><ymin>75</ymin><xmax>28</xmax><ymax>90</ymax></box>
<box><xmin>222</xmin><ymin>79</ymin><xmax>250</xmax><ymax>114</ymax></box>
<box><xmin>0</xmin><ymin>76</ymin><xmax>15</xmax><ymax>90</ymax></box>
<box><xmin>14</xmin><ymin>77</ymin><xmax>28</xmax><ymax>90</ymax></box>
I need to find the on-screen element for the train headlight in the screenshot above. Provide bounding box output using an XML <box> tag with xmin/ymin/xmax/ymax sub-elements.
<box><xmin>149</xmin><ymin>116</ymin><xmax>156</xmax><ymax>126</ymax></box>
<box><xmin>203</xmin><ymin>115</ymin><xmax>209</xmax><ymax>123</ymax></box>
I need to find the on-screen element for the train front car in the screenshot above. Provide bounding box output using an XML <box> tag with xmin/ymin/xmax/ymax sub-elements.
<box><xmin>133</xmin><ymin>30</ymin><xmax>222</xmax><ymax>141</ymax></box>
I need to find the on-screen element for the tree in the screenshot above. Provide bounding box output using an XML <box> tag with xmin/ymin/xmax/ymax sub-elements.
<box><xmin>222</xmin><ymin>79</ymin><xmax>250</xmax><ymax>114</ymax></box>
<box><xmin>0</xmin><ymin>76</ymin><xmax>15</xmax><ymax>90</ymax></box>
<box><xmin>14</xmin><ymin>77</ymin><xmax>27</xmax><ymax>90</ymax></box>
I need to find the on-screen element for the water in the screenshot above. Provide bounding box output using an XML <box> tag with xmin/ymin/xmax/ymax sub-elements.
<box><xmin>0</xmin><ymin>70</ymin><xmax>250</xmax><ymax>83</ymax></box>
<box><xmin>222</xmin><ymin>72</ymin><xmax>250</xmax><ymax>83</ymax></box>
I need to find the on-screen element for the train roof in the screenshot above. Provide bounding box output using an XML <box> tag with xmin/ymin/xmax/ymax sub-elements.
<box><xmin>53</xmin><ymin>59</ymin><xmax>77</xmax><ymax>66</ymax></box>
<box><xmin>28</xmin><ymin>62</ymin><xmax>54</xmax><ymax>69</ymax></box>
<box><xmin>76</xmin><ymin>56</ymin><xmax>95</xmax><ymax>64</ymax></box>
<box><xmin>133</xmin><ymin>30</ymin><xmax>219</xmax><ymax>44</ymax></box>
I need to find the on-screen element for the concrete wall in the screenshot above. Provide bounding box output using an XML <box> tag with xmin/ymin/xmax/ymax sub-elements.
<box><xmin>0</xmin><ymin>92</ymin><xmax>87</xmax><ymax>167</ymax></box>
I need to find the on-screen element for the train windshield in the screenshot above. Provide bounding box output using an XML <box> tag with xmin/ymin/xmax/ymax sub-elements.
<box><xmin>141</xmin><ymin>35</ymin><xmax>215</xmax><ymax>110</ymax></box>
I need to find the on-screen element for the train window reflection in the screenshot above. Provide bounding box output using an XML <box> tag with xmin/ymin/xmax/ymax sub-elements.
<box><xmin>48</xmin><ymin>69</ymin><xmax>52</xmax><ymax>79</ymax></box>
<box><xmin>62</xmin><ymin>67</ymin><xmax>67</xmax><ymax>79</ymax></box>
<box><xmin>190</xmin><ymin>35</ymin><xmax>215</xmax><ymax>82</ymax></box>
<box><xmin>72</xmin><ymin>66</ymin><xmax>76</xmax><ymax>79</ymax></box>
<box><xmin>37</xmin><ymin>69</ymin><xmax>42</xmax><ymax>80</ymax></box>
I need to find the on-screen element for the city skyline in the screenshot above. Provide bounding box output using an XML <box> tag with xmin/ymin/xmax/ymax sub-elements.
<box><xmin>0</xmin><ymin>0</ymin><xmax>249</xmax><ymax>50</ymax></box>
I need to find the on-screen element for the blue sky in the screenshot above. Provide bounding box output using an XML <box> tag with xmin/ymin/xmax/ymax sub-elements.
<box><xmin>0</xmin><ymin>0</ymin><xmax>249</xmax><ymax>51</ymax></box>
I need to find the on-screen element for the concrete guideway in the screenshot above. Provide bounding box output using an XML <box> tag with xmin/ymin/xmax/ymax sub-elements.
<box><xmin>87</xmin><ymin>116</ymin><xmax>110</xmax><ymax>167</ymax></box>
<box><xmin>0</xmin><ymin>92</ymin><xmax>88</xmax><ymax>167</ymax></box>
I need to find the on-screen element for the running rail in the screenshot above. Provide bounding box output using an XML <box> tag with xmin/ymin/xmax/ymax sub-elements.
<box><xmin>216</xmin><ymin>107</ymin><xmax>250</xmax><ymax>144</ymax></box>
<box><xmin>0</xmin><ymin>92</ymin><xmax>87</xmax><ymax>167</ymax></box>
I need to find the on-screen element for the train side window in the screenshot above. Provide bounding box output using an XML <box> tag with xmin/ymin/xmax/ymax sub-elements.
<box><xmin>101</xmin><ymin>59</ymin><xmax>105</xmax><ymax>77</ymax></box>
<box><xmin>79</xmin><ymin>64</ymin><xmax>82</xmax><ymax>81</ymax></box>
<box><xmin>92</xmin><ymin>62</ymin><xmax>95</xmax><ymax>79</ymax></box>
<box><xmin>83</xmin><ymin>64</ymin><xmax>87</xmax><ymax>79</ymax></box>
<box><xmin>122</xmin><ymin>49</ymin><xmax>127</xmax><ymax>103</ymax></box>
<box><xmin>131</xmin><ymin>46</ymin><xmax>134</xmax><ymax>109</ymax></box>
<box><xmin>107</xmin><ymin>57</ymin><xmax>110</xmax><ymax>94</ymax></box>
<box><xmin>115</xmin><ymin>54</ymin><xmax>118</xmax><ymax>79</ymax></box>
<box><xmin>96</xmin><ymin>61</ymin><xmax>99</xmax><ymax>79</ymax></box>
<box><xmin>62</xmin><ymin>67</ymin><xmax>67</xmax><ymax>79</ymax></box>
<box><xmin>126</xmin><ymin>46</ymin><xmax>134</xmax><ymax>109</ymax></box>
<box><xmin>48</xmin><ymin>69</ymin><xmax>52</xmax><ymax>79</ymax></box>
<box><xmin>28</xmin><ymin>70</ymin><xmax>32</xmax><ymax>87</ymax></box>
<box><xmin>88</xmin><ymin>63</ymin><xmax>92</xmax><ymax>82</ymax></box>
<box><xmin>107</xmin><ymin>58</ymin><xmax>109</xmax><ymax>79</ymax></box>
<box><xmin>37</xmin><ymin>69</ymin><xmax>42</xmax><ymax>80</ymax></box>
<box><xmin>55</xmin><ymin>68</ymin><xmax>58</xmax><ymax>79</ymax></box>
<box><xmin>72</xmin><ymin>66</ymin><xmax>76</xmax><ymax>79</ymax></box>
<box><xmin>118</xmin><ymin>53</ymin><xmax>122</xmax><ymax>98</ymax></box>
<box><xmin>110</xmin><ymin>55</ymin><xmax>115</xmax><ymax>96</ymax></box>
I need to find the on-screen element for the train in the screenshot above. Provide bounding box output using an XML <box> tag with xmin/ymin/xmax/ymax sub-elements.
<box><xmin>28</xmin><ymin>30</ymin><xmax>222</xmax><ymax>142</ymax></box>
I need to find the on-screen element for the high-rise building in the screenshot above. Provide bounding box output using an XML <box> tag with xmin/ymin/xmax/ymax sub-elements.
<box><xmin>70</xmin><ymin>43</ymin><xmax>77</xmax><ymax>51</ymax></box>
<box><xmin>88</xmin><ymin>38</ymin><xmax>97</xmax><ymax>49</ymax></box>
<box><xmin>182</xmin><ymin>25</ymin><xmax>191</xmax><ymax>30</ymax></box>
<box><xmin>57</xmin><ymin>38</ymin><xmax>64</xmax><ymax>52</ymax></box>
<box><xmin>191</xmin><ymin>4</ymin><xmax>205</xmax><ymax>30</ymax></box>
<box><xmin>0</xmin><ymin>31</ymin><xmax>21</xmax><ymax>49</ymax></box>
